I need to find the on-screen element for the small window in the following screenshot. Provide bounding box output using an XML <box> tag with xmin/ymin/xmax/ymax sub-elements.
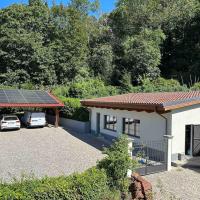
<box><xmin>104</xmin><ymin>115</ymin><xmax>117</xmax><ymax>131</ymax></box>
<box><xmin>123</xmin><ymin>118</ymin><xmax>140</xmax><ymax>137</ymax></box>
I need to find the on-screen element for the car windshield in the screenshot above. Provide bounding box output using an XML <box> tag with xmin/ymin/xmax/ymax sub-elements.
<box><xmin>4</xmin><ymin>116</ymin><xmax>18</xmax><ymax>121</ymax></box>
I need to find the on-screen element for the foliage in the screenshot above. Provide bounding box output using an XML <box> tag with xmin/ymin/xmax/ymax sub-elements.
<box><xmin>51</xmin><ymin>85</ymin><xmax>69</xmax><ymax>98</ymax></box>
<box><xmin>139</xmin><ymin>78</ymin><xmax>189</xmax><ymax>92</ymax></box>
<box><xmin>97</xmin><ymin>135</ymin><xmax>134</xmax><ymax>194</ymax></box>
<box><xmin>1</xmin><ymin>0</ymin><xmax>200</xmax><ymax>87</ymax></box>
<box><xmin>68</xmin><ymin>78</ymin><xmax>119</xmax><ymax>99</ymax></box>
<box><xmin>59</xmin><ymin>97</ymin><xmax>89</xmax><ymax>122</ymax></box>
<box><xmin>109</xmin><ymin>0</ymin><xmax>200</xmax><ymax>85</ymax></box>
<box><xmin>89</xmin><ymin>44</ymin><xmax>114</xmax><ymax>82</ymax></box>
<box><xmin>0</xmin><ymin>167</ymin><xmax>120</xmax><ymax>200</ymax></box>
<box><xmin>191</xmin><ymin>82</ymin><xmax>200</xmax><ymax>91</ymax></box>
<box><xmin>123</xmin><ymin>29</ymin><xmax>165</xmax><ymax>83</ymax></box>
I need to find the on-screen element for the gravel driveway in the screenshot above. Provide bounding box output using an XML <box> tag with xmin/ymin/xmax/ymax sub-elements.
<box><xmin>0</xmin><ymin>127</ymin><xmax>104</xmax><ymax>182</ymax></box>
<box><xmin>145</xmin><ymin>167</ymin><xmax>200</xmax><ymax>200</ymax></box>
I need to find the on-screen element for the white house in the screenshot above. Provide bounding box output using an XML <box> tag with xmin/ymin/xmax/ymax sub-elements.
<box><xmin>81</xmin><ymin>91</ymin><xmax>200</xmax><ymax>170</ymax></box>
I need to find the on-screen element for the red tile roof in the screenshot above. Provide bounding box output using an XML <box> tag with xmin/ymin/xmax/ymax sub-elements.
<box><xmin>81</xmin><ymin>91</ymin><xmax>200</xmax><ymax>113</ymax></box>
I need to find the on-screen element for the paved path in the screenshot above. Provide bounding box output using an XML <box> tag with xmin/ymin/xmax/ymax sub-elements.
<box><xmin>0</xmin><ymin>127</ymin><xmax>105</xmax><ymax>182</ymax></box>
<box><xmin>145</xmin><ymin>167</ymin><xmax>200</xmax><ymax>200</ymax></box>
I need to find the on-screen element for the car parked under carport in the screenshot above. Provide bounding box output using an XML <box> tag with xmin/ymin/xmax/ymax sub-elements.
<box><xmin>0</xmin><ymin>89</ymin><xmax>64</xmax><ymax>127</ymax></box>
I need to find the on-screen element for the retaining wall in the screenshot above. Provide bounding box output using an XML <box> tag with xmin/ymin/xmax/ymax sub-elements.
<box><xmin>46</xmin><ymin>115</ymin><xmax>90</xmax><ymax>134</ymax></box>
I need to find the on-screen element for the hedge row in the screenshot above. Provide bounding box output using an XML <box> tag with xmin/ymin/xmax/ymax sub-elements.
<box><xmin>0</xmin><ymin>168</ymin><xmax>119</xmax><ymax>200</ymax></box>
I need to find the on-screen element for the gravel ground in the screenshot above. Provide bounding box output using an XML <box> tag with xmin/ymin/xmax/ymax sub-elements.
<box><xmin>145</xmin><ymin>167</ymin><xmax>200</xmax><ymax>200</ymax></box>
<box><xmin>0</xmin><ymin>127</ymin><xmax>104</xmax><ymax>182</ymax></box>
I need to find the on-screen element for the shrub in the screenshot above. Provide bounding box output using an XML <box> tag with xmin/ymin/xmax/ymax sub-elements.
<box><xmin>51</xmin><ymin>85</ymin><xmax>69</xmax><ymax>98</ymax></box>
<box><xmin>97</xmin><ymin>135</ymin><xmax>134</xmax><ymax>195</ymax></box>
<box><xmin>191</xmin><ymin>82</ymin><xmax>200</xmax><ymax>91</ymax></box>
<box><xmin>139</xmin><ymin>77</ymin><xmax>188</xmax><ymax>92</ymax></box>
<box><xmin>68</xmin><ymin>78</ymin><xmax>119</xmax><ymax>99</ymax></box>
<box><xmin>60</xmin><ymin>97</ymin><xmax>89</xmax><ymax>122</ymax></box>
<box><xmin>0</xmin><ymin>168</ymin><xmax>119</xmax><ymax>200</ymax></box>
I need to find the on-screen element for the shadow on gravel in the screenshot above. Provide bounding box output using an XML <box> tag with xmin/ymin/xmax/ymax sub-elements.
<box><xmin>62</xmin><ymin>128</ymin><xmax>111</xmax><ymax>151</ymax></box>
<box><xmin>182</xmin><ymin>157</ymin><xmax>200</xmax><ymax>173</ymax></box>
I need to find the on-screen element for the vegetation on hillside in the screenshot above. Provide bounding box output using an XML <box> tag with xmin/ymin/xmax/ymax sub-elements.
<box><xmin>1</xmin><ymin>0</ymin><xmax>200</xmax><ymax>88</ymax></box>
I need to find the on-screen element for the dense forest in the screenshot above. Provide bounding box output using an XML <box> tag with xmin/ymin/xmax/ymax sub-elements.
<box><xmin>1</xmin><ymin>0</ymin><xmax>200</xmax><ymax>92</ymax></box>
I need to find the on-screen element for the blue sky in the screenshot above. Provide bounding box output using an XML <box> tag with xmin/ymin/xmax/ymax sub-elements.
<box><xmin>0</xmin><ymin>0</ymin><xmax>116</xmax><ymax>13</ymax></box>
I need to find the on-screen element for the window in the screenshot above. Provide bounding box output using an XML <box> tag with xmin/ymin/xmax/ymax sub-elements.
<box><xmin>104</xmin><ymin>115</ymin><xmax>117</xmax><ymax>131</ymax></box>
<box><xmin>123</xmin><ymin>118</ymin><xmax>140</xmax><ymax>137</ymax></box>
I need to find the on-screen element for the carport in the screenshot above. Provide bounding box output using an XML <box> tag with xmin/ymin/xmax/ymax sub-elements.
<box><xmin>0</xmin><ymin>89</ymin><xmax>64</xmax><ymax>127</ymax></box>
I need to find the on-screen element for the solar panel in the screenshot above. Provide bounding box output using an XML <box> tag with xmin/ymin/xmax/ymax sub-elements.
<box><xmin>0</xmin><ymin>89</ymin><xmax>59</xmax><ymax>105</ymax></box>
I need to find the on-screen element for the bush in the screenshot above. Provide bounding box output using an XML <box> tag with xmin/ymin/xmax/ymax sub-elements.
<box><xmin>68</xmin><ymin>78</ymin><xmax>119</xmax><ymax>99</ymax></box>
<box><xmin>139</xmin><ymin>77</ymin><xmax>188</xmax><ymax>92</ymax></box>
<box><xmin>191</xmin><ymin>82</ymin><xmax>200</xmax><ymax>91</ymax></box>
<box><xmin>0</xmin><ymin>168</ymin><xmax>119</xmax><ymax>200</ymax></box>
<box><xmin>97</xmin><ymin>135</ymin><xmax>135</xmax><ymax>195</ymax></box>
<box><xmin>60</xmin><ymin>97</ymin><xmax>89</xmax><ymax>122</ymax></box>
<box><xmin>51</xmin><ymin>85</ymin><xmax>69</xmax><ymax>98</ymax></box>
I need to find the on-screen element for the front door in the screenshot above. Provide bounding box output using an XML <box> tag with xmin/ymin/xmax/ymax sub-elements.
<box><xmin>193</xmin><ymin>125</ymin><xmax>200</xmax><ymax>156</ymax></box>
<box><xmin>96</xmin><ymin>113</ymin><xmax>100</xmax><ymax>135</ymax></box>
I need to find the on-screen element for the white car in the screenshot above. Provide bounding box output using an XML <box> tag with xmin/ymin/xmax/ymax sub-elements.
<box><xmin>22</xmin><ymin>112</ymin><xmax>46</xmax><ymax>128</ymax></box>
<box><xmin>0</xmin><ymin>115</ymin><xmax>21</xmax><ymax>130</ymax></box>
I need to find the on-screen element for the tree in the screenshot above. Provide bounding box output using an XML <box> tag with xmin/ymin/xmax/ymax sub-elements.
<box><xmin>29</xmin><ymin>0</ymin><xmax>44</xmax><ymax>6</ymax></box>
<box><xmin>109</xmin><ymin>0</ymin><xmax>200</xmax><ymax>86</ymax></box>
<box><xmin>123</xmin><ymin>29</ymin><xmax>165</xmax><ymax>83</ymax></box>
<box><xmin>0</xmin><ymin>3</ymin><xmax>56</xmax><ymax>85</ymax></box>
<box><xmin>89</xmin><ymin>44</ymin><xmax>113</xmax><ymax>81</ymax></box>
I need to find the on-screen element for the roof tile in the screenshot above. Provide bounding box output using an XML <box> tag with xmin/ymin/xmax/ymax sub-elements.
<box><xmin>81</xmin><ymin>91</ymin><xmax>200</xmax><ymax>112</ymax></box>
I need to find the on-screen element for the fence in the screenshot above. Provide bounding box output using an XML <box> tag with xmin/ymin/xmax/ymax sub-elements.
<box><xmin>132</xmin><ymin>140</ymin><xmax>167</xmax><ymax>175</ymax></box>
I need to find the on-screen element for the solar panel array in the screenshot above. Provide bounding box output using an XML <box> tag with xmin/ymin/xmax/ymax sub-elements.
<box><xmin>0</xmin><ymin>89</ymin><xmax>58</xmax><ymax>104</ymax></box>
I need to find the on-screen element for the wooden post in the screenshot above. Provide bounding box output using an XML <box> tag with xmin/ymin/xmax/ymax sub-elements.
<box><xmin>55</xmin><ymin>108</ymin><xmax>60</xmax><ymax>128</ymax></box>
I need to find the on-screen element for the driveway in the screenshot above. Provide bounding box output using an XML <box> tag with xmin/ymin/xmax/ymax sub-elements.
<box><xmin>145</xmin><ymin>166</ymin><xmax>200</xmax><ymax>200</ymax></box>
<box><xmin>0</xmin><ymin>127</ymin><xmax>105</xmax><ymax>182</ymax></box>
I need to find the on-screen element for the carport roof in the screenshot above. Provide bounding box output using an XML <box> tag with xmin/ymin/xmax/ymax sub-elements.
<box><xmin>81</xmin><ymin>91</ymin><xmax>200</xmax><ymax>113</ymax></box>
<box><xmin>0</xmin><ymin>89</ymin><xmax>64</xmax><ymax>108</ymax></box>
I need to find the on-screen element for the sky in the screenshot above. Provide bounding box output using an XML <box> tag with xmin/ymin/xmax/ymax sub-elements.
<box><xmin>0</xmin><ymin>0</ymin><xmax>116</xmax><ymax>13</ymax></box>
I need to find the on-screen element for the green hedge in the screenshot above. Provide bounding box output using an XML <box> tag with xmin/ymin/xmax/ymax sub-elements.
<box><xmin>59</xmin><ymin>97</ymin><xmax>89</xmax><ymax>122</ymax></box>
<box><xmin>0</xmin><ymin>168</ymin><xmax>119</xmax><ymax>200</ymax></box>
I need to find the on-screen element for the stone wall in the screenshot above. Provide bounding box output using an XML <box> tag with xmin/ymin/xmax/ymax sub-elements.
<box><xmin>129</xmin><ymin>173</ymin><xmax>153</xmax><ymax>200</ymax></box>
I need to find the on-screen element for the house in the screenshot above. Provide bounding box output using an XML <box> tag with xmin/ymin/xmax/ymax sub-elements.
<box><xmin>81</xmin><ymin>91</ymin><xmax>200</xmax><ymax>170</ymax></box>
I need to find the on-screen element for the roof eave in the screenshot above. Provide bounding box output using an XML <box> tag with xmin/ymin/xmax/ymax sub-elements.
<box><xmin>164</xmin><ymin>100</ymin><xmax>200</xmax><ymax>111</ymax></box>
<box><xmin>81</xmin><ymin>101</ymin><xmax>166</xmax><ymax>113</ymax></box>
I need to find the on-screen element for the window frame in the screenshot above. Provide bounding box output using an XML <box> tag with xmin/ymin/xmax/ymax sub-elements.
<box><xmin>104</xmin><ymin>115</ymin><xmax>117</xmax><ymax>132</ymax></box>
<box><xmin>122</xmin><ymin>118</ymin><xmax>140</xmax><ymax>138</ymax></box>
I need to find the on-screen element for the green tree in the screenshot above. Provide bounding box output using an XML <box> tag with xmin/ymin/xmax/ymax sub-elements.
<box><xmin>123</xmin><ymin>29</ymin><xmax>165</xmax><ymax>83</ymax></box>
<box><xmin>0</xmin><ymin>3</ymin><xmax>56</xmax><ymax>85</ymax></box>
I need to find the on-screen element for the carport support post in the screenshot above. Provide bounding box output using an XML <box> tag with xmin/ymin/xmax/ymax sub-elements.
<box><xmin>164</xmin><ymin>135</ymin><xmax>173</xmax><ymax>171</ymax></box>
<box><xmin>55</xmin><ymin>108</ymin><xmax>60</xmax><ymax>128</ymax></box>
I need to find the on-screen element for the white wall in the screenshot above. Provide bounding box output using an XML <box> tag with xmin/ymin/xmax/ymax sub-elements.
<box><xmin>90</xmin><ymin>104</ymin><xmax>200</xmax><ymax>161</ymax></box>
<box><xmin>171</xmin><ymin>104</ymin><xmax>200</xmax><ymax>155</ymax></box>
<box><xmin>90</xmin><ymin>107</ymin><xmax>167</xmax><ymax>142</ymax></box>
